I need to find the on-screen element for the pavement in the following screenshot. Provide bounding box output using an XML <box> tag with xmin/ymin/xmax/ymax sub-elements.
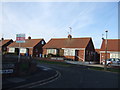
<box><xmin>2</xmin><ymin>64</ymin><xmax>59</xmax><ymax>89</ymax></box>
<box><xmin>64</xmin><ymin>60</ymin><xmax>104</xmax><ymax>67</ymax></box>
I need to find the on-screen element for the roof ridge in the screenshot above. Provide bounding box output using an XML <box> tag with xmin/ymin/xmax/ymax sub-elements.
<box><xmin>25</xmin><ymin>38</ymin><xmax>43</xmax><ymax>40</ymax></box>
<box><xmin>51</xmin><ymin>37</ymin><xmax>91</xmax><ymax>39</ymax></box>
<box><xmin>104</xmin><ymin>39</ymin><xmax>120</xmax><ymax>40</ymax></box>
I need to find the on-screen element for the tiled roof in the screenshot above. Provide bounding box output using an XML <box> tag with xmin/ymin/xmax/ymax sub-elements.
<box><xmin>100</xmin><ymin>39</ymin><xmax>120</xmax><ymax>51</ymax></box>
<box><xmin>95</xmin><ymin>49</ymin><xmax>100</xmax><ymax>54</ymax></box>
<box><xmin>0</xmin><ymin>39</ymin><xmax>12</xmax><ymax>47</ymax></box>
<box><xmin>8</xmin><ymin>39</ymin><xmax>43</xmax><ymax>48</ymax></box>
<box><xmin>43</xmin><ymin>37</ymin><xmax>91</xmax><ymax>49</ymax></box>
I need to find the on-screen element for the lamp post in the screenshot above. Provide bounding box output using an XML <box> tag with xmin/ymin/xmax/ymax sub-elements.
<box><xmin>104</xmin><ymin>30</ymin><xmax>108</xmax><ymax>71</ymax></box>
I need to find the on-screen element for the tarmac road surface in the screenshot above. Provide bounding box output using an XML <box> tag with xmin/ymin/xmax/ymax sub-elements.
<box><xmin>34</xmin><ymin>63</ymin><xmax>119</xmax><ymax>88</ymax></box>
<box><xmin>2</xmin><ymin>62</ymin><xmax>120</xmax><ymax>89</ymax></box>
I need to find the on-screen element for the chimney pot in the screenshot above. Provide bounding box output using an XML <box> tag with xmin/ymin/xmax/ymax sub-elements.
<box><xmin>28</xmin><ymin>36</ymin><xmax>31</xmax><ymax>40</ymax></box>
<box><xmin>1</xmin><ymin>38</ymin><xmax>4</xmax><ymax>40</ymax></box>
<box><xmin>68</xmin><ymin>34</ymin><xmax>72</xmax><ymax>40</ymax></box>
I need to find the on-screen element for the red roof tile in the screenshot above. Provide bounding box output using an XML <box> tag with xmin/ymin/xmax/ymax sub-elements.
<box><xmin>100</xmin><ymin>39</ymin><xmax>120</xmax><ymax>51</ymax></box>
<box><xmin>8</xmin><ymin>39</ymin><xmax>43</xmax><ymax>48</ymax></box>
<box><xmin>95</xmin><ymin>49</ymin><xmax>100</xmax><ymax>54</ymax></box>
<box><xmin>43</xmin><ymin>37</ymin><xmax>91</xmax><ymax>49</ymax></box>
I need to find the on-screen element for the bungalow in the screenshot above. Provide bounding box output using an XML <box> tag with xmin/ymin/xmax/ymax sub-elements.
<box><xmin>100</xmin><ymin>39</ymin><xmax>120</xmax><ymax>64</ymax></box>
<box><xmin>43</xmin><ymin>35</ymin><xmax>95</xmax><ymax>62</ymax></box>
<box><xmin>7</xmin><ymin>36</ymin><xmax>46</xmax><ymax>57</ymax></box>
<box><xmin>94</xmin><ymin>49</ymin><xmax>100</xmax><ymax>63</ymax></box>
<box><xmin>0</xmin><ymin>38</ymin><xmax>13</xmax><ymax>54</ymax></box>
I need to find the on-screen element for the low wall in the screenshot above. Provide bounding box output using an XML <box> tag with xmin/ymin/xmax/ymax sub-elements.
<box><xmin>2</xmin><ymin>56</ymin><xmax>37</xmax><ymax>77</ymax></box>
<box><xmin>34</xmin><ymin>57</ymin><xmax>64</xmax><ymax>62</ymax></box>
<box><xmin>51</xmin><ymin>57</ymin><xmax>64</xmax><ymax>60</ymax></box>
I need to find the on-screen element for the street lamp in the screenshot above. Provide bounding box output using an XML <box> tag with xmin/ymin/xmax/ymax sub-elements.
<box><xmin>104</xmin><ymin>30</ymin><xmax>108</xmax><ymax>71</ymax></box>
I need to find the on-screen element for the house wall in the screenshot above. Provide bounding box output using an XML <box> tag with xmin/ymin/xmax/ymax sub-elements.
<box><xmin>77</xmin><ymin>50</ymin><xmax>84</xmax><ymax>61</ymax></box>
<box><xmin>59</xmin><ymin>49</ymin><xmax>64</xmax><ymax>56</ymax></box>
<box><xmin>2</xmin><ymin>40</ymin><xmax>13</xmax><ymax>54</ymax></box>
<box><xmin>100</xmin><ymin>51</ymin><xmax>120</xmax><ymax>64</ymax></box>
<box><xmin>43</xmin><ymin>48</ymin><xmax>47</xmax><ymax>55</ymax></box>
<box><xmin>100</xmin><ymin>53</ymin><xmax>110</xmax><ymax>64</ymax></box>
<box><xmin>33</xmin><ymin>39</ymin><xmax>46</xmax><ymax>57</ymax></box>
<box><xmin>64</xmin><ymin>56</ymin><xmax>75</xmax><ymax>60</ymax></box>
<box><xmin>95</xmin><ymin>52</ymin><xmax>100</xmax><ymax>63</ymax></box>
<box><xmin>85</xmin><ymin>39</ymin><xmax>95</xmax><ymax>62</ymax></box>
<box><xmin>28</xmin><ymin>48</ymin><xmax>33</xmax><ymax>56</ymax></box>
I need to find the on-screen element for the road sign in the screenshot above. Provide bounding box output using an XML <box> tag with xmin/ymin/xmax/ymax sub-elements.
<box><xmin>16</xmin><ymin>34</ymin><xmax>25</xmax><ymax>43</ymax></box>
<box><xmin>0</xmin><ymin>69</ymin><xmax>14</xmax><ymax>74</ymax></box>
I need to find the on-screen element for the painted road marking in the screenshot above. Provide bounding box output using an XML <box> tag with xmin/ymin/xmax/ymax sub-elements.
<box><xmin>37</xmin><ymin>65</ymin><xmax>52</xmax><ymax>71</ymax></box>
<box><xmin>9</xmin><ymin>70</ymin><xmax>61</xmax><ymax>89</ymax></box>
<box><xmin>28</xmin><ymin>71</ymin><xmax>61</xmax><ymax>88</ymax></box>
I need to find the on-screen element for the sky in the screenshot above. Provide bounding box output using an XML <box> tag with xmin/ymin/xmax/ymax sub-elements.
<box><xmin>0</xmin><ymin>1</ymin><xmax>118</xmax><ymax>49</ymax></box>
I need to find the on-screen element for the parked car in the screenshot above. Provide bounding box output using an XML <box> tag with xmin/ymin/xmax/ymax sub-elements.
<box><xmin>102</xmin><ymin>58</ymin><xmax>120</xmax><ymax>66</ymax></box>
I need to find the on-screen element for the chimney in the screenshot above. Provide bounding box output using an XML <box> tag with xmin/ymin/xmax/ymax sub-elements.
<box><xmin>68</xmin><ymin>34</ymin><xmax>72</xmax><ymax>40</ymax></box>
<box><xmin>1</xmin><ymin>38</ymin><xmax>4</xmax><ymax>40</ymax></box>
<box><xmin>28</xmin><ymin>36</ymin><xmax>31</xmax><ymax>40</ymax></box>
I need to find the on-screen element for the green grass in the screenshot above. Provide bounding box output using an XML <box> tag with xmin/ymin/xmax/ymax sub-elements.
<box><xmin>89</xmin><ymin>66</ymin><xmax>120</xmax><ymax>73</ymax></box>
<box><xmin>36</xmin><ymin>59</ymin><xmax>73</xmax><ymax>67</ymax></box>
<box><xmin>36</xmin><ymin>59</ymin><xmax>120</xmax><ymax>73</ymax></box>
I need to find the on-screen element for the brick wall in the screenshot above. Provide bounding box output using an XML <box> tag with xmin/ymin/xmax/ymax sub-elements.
<box><xmin>29</xmin><ymin>48</ymin><xmax>33</xmax><ymax>56</ymax></box>
<box><xmin>78</xmin><ymin>50</ymin><xmax>84</xmax><ymax>61</ymax></box>
<box><xmin>100</xmin><ymin>53</ymin><xmax>110</xmax><ymax>63</ymax></box>
<box><xmin>43</xmin><ymin>49</ymin><xmax>47</xmax><ymax>55</ymax></box>
<box><xmin>64</xmin><ymin>56</ymin><xmax>75</xmax><ymax>60</ymax></box>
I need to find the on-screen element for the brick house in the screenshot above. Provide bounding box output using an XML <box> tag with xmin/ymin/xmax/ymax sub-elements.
<box><xmin>100</xmin><ymin>39</ymin><xmax>120</xmax><ymax>64</ymax></box>
<box><xmin>43</xmin><ymin>35</ymin><xmax>95</xmax><ymax>62</ymax></box>
<box><xmin>0</xmin><ymin>38</ymin><xmax>13</xmax><ymax>54</ymax></box>
<box><xmin>95</xmin><ymin>49</ymin><xmax>100</xmax><ymax>63</ymax></box>
<box><xmin>7</xmin><ymin>37</ymin><xmax>46</xmax><ymax>57</ymax></box>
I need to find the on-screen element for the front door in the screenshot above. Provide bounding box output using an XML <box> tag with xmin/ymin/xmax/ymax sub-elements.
<box><xmin>15</xmin><ymin>48</ymin><xmax>19</xmax><ymax>55</ymax></box>
<box><xmin>75</xmin><ymin>50</ymin><xmax>79</xmax><ymax>61</ymax></box>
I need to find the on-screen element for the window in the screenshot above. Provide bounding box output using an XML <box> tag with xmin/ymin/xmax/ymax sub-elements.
<box><xmin>47</xmin><ymin>49</ymin><xmax>57</xmax><ymax>54</ymax></box>
<box><xmin>64</xmin><ymin>49</ymin><xmax>75</xmax><ymax>56</ymax></box>
<box><xmin>41</xmin><ymin>41</ymin><xmax>44</xmax><ymax>45</ymax></box>
<box><xmin>20</xmin><ymin>48</ymin><xmax>27</xmax><ymax>53</ymax></box>
<box><xmin>110</xmin><ymin>53</ymin><xmax>120</xmax><ymax>58</ymax></box>
<box><xmin>9</xmin><ymin>48</ymin><xmax>15</xmax><ymax>53</ymax></box>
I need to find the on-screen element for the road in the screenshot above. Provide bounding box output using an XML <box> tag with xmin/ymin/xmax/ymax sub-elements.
<box><xmin>3</xmin><ymin>62</ymin><xmax>119</xmax><ymax>89</ymax></box>
<box><xmin>32</xmin><ymin>63</ymin><xmax>119</xmax><ymax>88</ymax></box>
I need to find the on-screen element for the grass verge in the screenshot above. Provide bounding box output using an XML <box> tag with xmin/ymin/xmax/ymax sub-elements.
<box><xmin>89</xmin><ymin>66</ymin><xmax>120</xmax><ymax>73</ymax></box>
<box><xmin>36</xmin><ymin>59</ymin><xmax>73</xmax><ymax>67</ymax></box>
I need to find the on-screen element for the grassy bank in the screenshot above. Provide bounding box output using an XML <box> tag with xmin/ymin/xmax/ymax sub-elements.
<box><xmin>36</xmin><ymin>59</ymin><xmax>73</xmax><ymax>67</ymax></box>
<box><xmin>89</xmin><ymin>66</ymin><xmax>120</xmax><ymax>73</ymax></box>
<box><xmin>35</xmin><ymin>59</ymin><xmax>120</xmax><ymax>73</ymax></box>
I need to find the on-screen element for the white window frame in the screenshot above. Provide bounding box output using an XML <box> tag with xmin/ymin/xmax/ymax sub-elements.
<box><xmin>47</xmin><ymin>49</ymin><xmax>57</xmax><ymax>55</ymax></box>
<box><xmin>20</xmin><ymin>48</ymin><xmax>27</xmax><ymax>53</ymax></box>
<box><xmin>64</xmin><ymin>49</ymin><xmax>75</xmax><ymax>56</ymax></box>
<box><xmin>9</xmin><ymin>48</ymin><xmax>15</xmax><ymax>53</ymax></box>
<box><xmin>41</xmin><ymin>41</ymin><xmax>44</xmax><ymax>45</ymax></box>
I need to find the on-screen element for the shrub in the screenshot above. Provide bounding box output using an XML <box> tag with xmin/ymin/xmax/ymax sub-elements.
<box><xmin>47</xmin><ymin>53</ymin><xmax>54</xmax><ymax>57</ymax></box>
